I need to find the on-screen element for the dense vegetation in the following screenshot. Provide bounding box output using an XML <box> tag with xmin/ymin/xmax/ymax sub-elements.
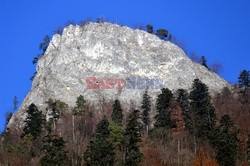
<box><xmin>0</xmin><ymin>73</ymin><xmax>249</xmax><ymax>165</ymax></box>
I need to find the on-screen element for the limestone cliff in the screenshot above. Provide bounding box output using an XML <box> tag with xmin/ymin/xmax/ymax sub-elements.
<box><xmin>8</xmin><ymin>22</ymin><xmax>229</xmax><ymax>129</ymax></box>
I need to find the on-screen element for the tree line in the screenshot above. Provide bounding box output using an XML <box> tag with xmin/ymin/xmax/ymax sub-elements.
<box><xmin>1</xmin><ymin>74</ymin><xmax>249</xmax><ymax>165</ymax></box>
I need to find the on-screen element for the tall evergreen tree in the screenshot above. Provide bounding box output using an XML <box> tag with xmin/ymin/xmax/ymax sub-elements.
<box><xmin>238</xmin><ymin>70</ymin><xmax>250</xmax><ymax>88</ymax></box>
<box><xmin>189</xmin><ymin>79</ymin><xmax>216</xmax><ymax>138</ymax></box>
<box><xmin>111</xmin><ymin>100</ymin><xmax>123</xmax><ymax>125</ymax></box>
<box><xmin>84</xmin><ymin>117</ymin><xmax>115</xmax><ymax>166</ymax></box>
<box><xmin>47</xmin><ymin>99</ymin><xmax>60</xmax><ymax>123</ymax></box>
<box><xmin>74</xmin><ymin>95</ymin><xmax>86</xmax><ymax>115</ymax></box>
<box><xmin>176</xmin><ymin>89</ymin><xmax>193</xmax><ymax>131</ymax></box>
<box><xmin>154</xmin><ymin>88</ymin><xmax>173</xmax><ymax>128</ymax></box>
<box><xmin>109</xmin><ymin>121</ymin><xmax>124</xmax><ymax>148</ymax></box>
<box><xmin>109</xmin><ymin>121</ymin><xmax>124</xmax><ymax>165</ymax></box>
<box><xmin>46</xmin><ymin>99</ymin><xmax>68</xmax><ymax>132</ymax></box>
<box><xmin>124</xmin><ymin>110</ymin><xmax>143</xmax><ymax>166</ymax></box>
<box><xmin>141</xmin><ymin>90</ymin><xmax>151</xmax><ymax>132</ymax></box>
<box><xmin>40</xmin><ymin>124</ymin><xmax>70</xmax><ymax>166</ymax></box>
<box><xmin>22</xmin><ymin>103</ymin><xmax>44</xmax><ymax>140</ymax></box>
<box><xmin>209</xmin><ymin>115</ymin><xmax>238</xmax><ymax>166</ymax></box>
<box><xmin>72</xmin><ymin>95</ymin><xmax>86</xmax><ymax>142</ymax></box>
<box><xmin>176</xmin><ymin>89</ymin><xmax>189</xmax><ymax>116</ymax></box>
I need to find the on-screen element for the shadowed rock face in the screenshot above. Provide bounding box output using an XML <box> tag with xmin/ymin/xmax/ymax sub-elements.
<box><xmin>8</xmin><ymin>22</ymin><xmax>229</xmax><ymax>129</ymax></box>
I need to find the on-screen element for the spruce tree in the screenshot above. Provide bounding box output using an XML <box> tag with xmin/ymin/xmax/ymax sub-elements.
<box><xmin>176</xmin><ymin>89</ymin><xmax>193</xmax><ymax>131</ymax></box>
<box><xmin>238</xmin><ymin>70</ymin><xmax>250</xmax><ymax>88</ymax></box>
<box><xmin>154</xmin><ymin>88</ymin><xmax>173</xmax><ymax>128</ymax></box>
<box><xmin>141</xmin><ymin>90</ymin><xmax>151</xmax><ymax>132</ymax></box>
<box><xmin>109</xmin><ymin>121</ymin><xmax>124</xmax><ymax>165</ymax></box>
<box><xmin>176</xmin><ymin>89</ymin><xmax>189</xmax><ymax>116</ymax></box>
<box><xmin>22</xmin><ymin>103</ymin><xmax>44</xmax><ymax>140</ymax></box>
<box><xmin>124</xmin><ymin>110</ymin><xmax>143</xmax><ymax>166</ymax></box>
<box><xmin>84</xmin><ymin>117</ymin><xmax>115</xmax><ymax>166</ymax></box>
<box><xmin>189</xmin><ymin>79</ymin><xmax>216</xmax><ymax>138</ymax></box>
<box><xmin>40</xmin><ymin>124</ymin><xmax>70</xmax><ymax>166</ymax></box>
<box><xmin>111</xmin><ymin>100</ymin><xmax>123</xmax><ymax>125</ymax></box>
<box><xmin>109</xmin><ymin>121</ymin><xmax>124</xmax><ymax>147</ymax></box>
<box><xmin>209</xmin><ymin>115</ymin><xmax>238</xmax><ymax>166</ymax></box>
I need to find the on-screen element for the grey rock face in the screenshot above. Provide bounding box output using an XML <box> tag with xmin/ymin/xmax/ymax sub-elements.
<box><xmin>8</xmin><ymin>22</ymin><xmax>229</xmax><ymax>129</ymax></box>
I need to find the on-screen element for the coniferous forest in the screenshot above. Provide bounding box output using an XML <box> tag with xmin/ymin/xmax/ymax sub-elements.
<box><xmin>0</xmin><ymin>74</ymin><xmax>250</xmax><ymax>166</ymax></box>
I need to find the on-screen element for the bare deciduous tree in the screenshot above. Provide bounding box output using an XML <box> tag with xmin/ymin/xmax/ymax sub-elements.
<box><xmin>210</xmin><ymin>62</ymin><xmax>223</xmax><ymax>74</ymax></box>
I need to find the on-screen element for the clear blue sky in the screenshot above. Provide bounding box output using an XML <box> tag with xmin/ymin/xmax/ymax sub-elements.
<box><xmin>0</xmin><ymin>0</ymin><xmax>250</xmax><ymax>132</ymax></box>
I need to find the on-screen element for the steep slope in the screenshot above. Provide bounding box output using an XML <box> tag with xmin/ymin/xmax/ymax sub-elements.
<box><xmin>8</xmin><ymin>22</ymin><xmax>229</xmax><ymax>129</ymax></box>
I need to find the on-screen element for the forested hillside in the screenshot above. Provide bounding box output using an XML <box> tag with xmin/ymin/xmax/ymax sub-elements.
<box><xmin>1</xmin><ymin>75</ymin><xmax>249</xmax><ymax>166</ymax></box>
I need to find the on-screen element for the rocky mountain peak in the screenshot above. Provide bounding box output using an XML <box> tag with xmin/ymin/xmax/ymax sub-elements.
<box><xmin>9</xmin><ymin>22</ymin><xmax>229</xmax><ymax>129</ymax></box>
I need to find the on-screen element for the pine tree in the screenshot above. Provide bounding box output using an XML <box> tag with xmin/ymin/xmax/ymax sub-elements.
<box><xmin>32</xmin><ymin>35</ymin><xmax>50</xmax><ymax>64</ymax></box>
<box><xmin>72</xmin><ymin>95</ymin><xmax>86</xmax><ymax>142</ymax></box>
<box><xmin>146</xmin><ymin>24</ymin><xmax>153</xmax><ymax>33</ymax></box>
<box><xmin>84</xmin><ymin>117</ymin><xmax>115</xmax><ymax>166</ymax></box>
<box><xmin>209</xmin><ymin>115</ymin><xmax>238</xmax><ymax>166</ymax></box>
<box><xmin>46</xmin><ymin>99</ymin><xmax>67</xmax><ymax>132</ymax></box>
<box><xmin>39</xmin><ymin>35</ymin><xmax>50</xmax><ymax>52</ymax></box>
<box><xmin>22</xmin><ymin>103</ymin><xmax>44</xmax><ymax>139</ymax></box>
<box><xmin>190</xmin><ymin>79</ymin><xmax>216</xmax><ymax>139</ymax></box>
<box><xmin>156</xmin><ymin>29</ymin><xmax>168</xmax><ymax>40</ymax></box>
<box><xmin>141</xmin><ymin>90</ymin><xmax>151</xmax><ymax>132</ymax></box>
<box><xmin>201</xmin><ymin>56</ymin><xmax>209</xmax><ymax>69</ymax></box>
<box><xmin>124</xmin><ymin>110</ymin><xmax>143</xmax><ymax>166</ymax></box>
<box><xmin>47</xmin><ymin>99</ymin><xmax>60</xmax><ymax>123</ymax></box>
<box><xmin>40</xmin><ymin>124</ymin><xmax>70</xmax><ymax>166</ymax></box>
<box><xmin>71</xmin><ymin>95</ymin><xmax>87</xmax><ymax>166</ymax></box>
<box><xmin>238</xmin><ymin>70</ymin><xmax>250</xmax><ymax>88</ymax></box>
<box><xmin>154</xmin><ymin>88</ymin><xmax>173</xmax><ymax>128</ymax></box>
<box><xmin>74</xmin><ymin>95</ymin><xmax>86</xmax><ymax>115</ymax></box>
<box><xmin>111</xmin><ymin>100</ymin><xmax>123</xmax><ymax>125</ymax></box>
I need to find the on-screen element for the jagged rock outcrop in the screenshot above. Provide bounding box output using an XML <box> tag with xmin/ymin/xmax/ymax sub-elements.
<box><xmin>8</xmin><ymin>22</ymin><xmax>229</xmax><ymax>129</ymax></box>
